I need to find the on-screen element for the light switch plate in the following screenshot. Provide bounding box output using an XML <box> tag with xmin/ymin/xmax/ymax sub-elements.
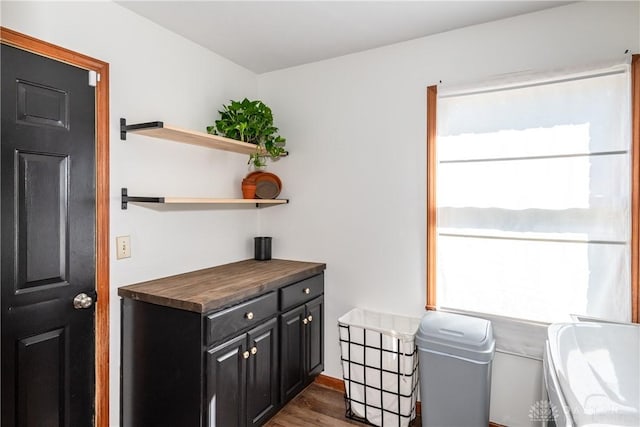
<box><xmin>116</xmin><ymin>235</ymin><xmax>131</xmax><ymax>259</ymax></box>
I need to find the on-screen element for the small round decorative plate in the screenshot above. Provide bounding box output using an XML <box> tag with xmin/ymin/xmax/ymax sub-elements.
<box><xmin>254</xmin><ymin>173</ymin><xmax>282</xmax><ymax>199</ymax></box>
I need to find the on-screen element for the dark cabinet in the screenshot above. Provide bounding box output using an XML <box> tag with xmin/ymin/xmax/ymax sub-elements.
<box><xmin>246</xmin><ymin>320</ymin><xmax>279</xmax><ymax>425</ymax></box>
<box><xmin>280</xmin><ymin>295</ymin><xmax>324</xmax><ymax>402</ymax></box>
<box><xmin>207</xmin><ymin>334</ymin><xmax>246</xmax><ymax>427</ymax></box>
<box><xmin>120</xmin><ymin>299</ymin><xmax>203</xmax><ymax>427</ymax></box>
<box><xmin>207</xmin><ymin>318</ymin><xmax>278</xmax><ymax>427</ymax></box>
<box><xmin>280</xmin><ymin>305</ymin><xmax>306</xmax><ymax>401</ymax></box>
<box><xmin>306</xmin><ymin>296</ymin><xmax>324</xmax><ymax>377</ymax></box>
<box><xmin>119</xmin><ymin>261</ymin><xmax>325</xmax><ymax>427</ymax></box>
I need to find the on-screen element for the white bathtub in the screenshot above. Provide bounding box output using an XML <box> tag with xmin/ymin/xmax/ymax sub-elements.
<box><xmin>544</xmin><ymin>322</ymin><xmax>640</xmax><ymax>426</ymax></box>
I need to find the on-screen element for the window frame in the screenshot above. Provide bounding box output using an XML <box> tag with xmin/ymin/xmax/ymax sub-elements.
<box><xmin>426</xmin><ymin>55</ymin><xmax>640</xmax><ymax>323</ymax></box>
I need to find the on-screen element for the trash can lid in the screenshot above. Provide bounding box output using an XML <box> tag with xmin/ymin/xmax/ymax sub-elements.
<box><xmin>416</xmin><ymin>311</ymin><xmax>495</xmax><ymax>363</ymax></box>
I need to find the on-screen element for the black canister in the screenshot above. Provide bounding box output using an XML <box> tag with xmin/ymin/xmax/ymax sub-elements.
<box><xmin>254</xmin><ymin>236</ymin><xmax>272</xmax><ymax>261</ymax></box>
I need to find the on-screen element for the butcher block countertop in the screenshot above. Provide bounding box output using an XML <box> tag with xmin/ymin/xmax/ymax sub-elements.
<box><xmin>117</xmin><ymin>259</ymin><xmax>326</xmax><ymax>313</ymax></box>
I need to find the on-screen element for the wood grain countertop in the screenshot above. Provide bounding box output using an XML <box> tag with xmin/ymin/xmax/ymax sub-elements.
<box><xmin>117</xmin><ymin>259</ymin><xmax>326</xmax><ymax>313</ymax></box>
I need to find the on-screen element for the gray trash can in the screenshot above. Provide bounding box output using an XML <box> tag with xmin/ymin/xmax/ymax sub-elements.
<box><xmin>416</xmin><ymin>311</ymin><xmax>495</xmax><ymax>427</ymax></box>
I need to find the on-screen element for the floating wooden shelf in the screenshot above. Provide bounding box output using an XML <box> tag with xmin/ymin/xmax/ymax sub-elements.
<box><xmin>119</xmin><ymin>118</ymin><xmax>288</xmax><ymax>157</ymax></box>
<box><xmin>121</xmin><ymin>188</ymin><xmax>287</xmax><ymax>210</ymax></box>
<box><xmin>120</xmin><ymin>118</ymin><xmax>290</xmax><ymax>210</ymax></box>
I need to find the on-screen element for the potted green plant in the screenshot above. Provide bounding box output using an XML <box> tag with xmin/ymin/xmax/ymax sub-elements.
<box><xmin>207</xmin><ymin>98</ymin><xmax>287</xmax><ymax>168</ymax></box>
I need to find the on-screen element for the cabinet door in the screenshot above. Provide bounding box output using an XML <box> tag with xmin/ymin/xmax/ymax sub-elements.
<box><xmin>246</xmin><ymin>318</ymin><xmax>279</xmax><ymax>426</ymax></box>
<box><xmin>306</xmin><ymin>296</ymin><xmax>324</xmax><ymax>377</ymax></box>
<box><xmin>279</xmin><ymin>305</ymin><xmax>306</xmax><ymax>402</ymax></box>
<box><xmin>206</xmin><ymin>334</ymin><xmax>246</xmax><ymax>427</ymax></box>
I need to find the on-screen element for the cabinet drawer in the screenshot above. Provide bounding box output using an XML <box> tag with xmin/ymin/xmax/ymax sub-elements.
<box><xmin>279</xmin><ymin>274</ymin><xmax>324</xmax><ymax>311</ymax></box>
<box><xmin>206</xmin><ymin>292</ymin><xmax>277</xmax><ymax>345</ymax></box>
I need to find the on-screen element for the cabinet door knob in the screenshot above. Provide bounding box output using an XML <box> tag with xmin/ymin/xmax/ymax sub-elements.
<box><xmin>242</xmin><ymin>351</ymin><xmax>250</xmax><ymax>359</ymax></box>
<box><xmin>307</xmin><ymin>315</ymin><xmax>313</xmax><ymax>323</ymax></box>
<box><xmin>245</xmin><ymin>312</ymin><xmax>254</xmax><ymax>320</ymax></box>
<box><xmin>302</xmin><ymin>318</ymin><xmax>308</xmax><ymax>325</ymax></box>
<box><xmin>250</xmin><ymin>346</ymin><xmax>258</xmax><ymax>355</ymax></box>
<box><xmin>303</xmin><ymin>288</ymin><xmax>310</xmax><ymax>294</ymax></box>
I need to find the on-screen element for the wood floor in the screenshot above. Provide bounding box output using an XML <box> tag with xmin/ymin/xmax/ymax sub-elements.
<box><xmin>265</xmin><ymin>383</ymin><xmax>421</xmax><ymax>427</ymax></box>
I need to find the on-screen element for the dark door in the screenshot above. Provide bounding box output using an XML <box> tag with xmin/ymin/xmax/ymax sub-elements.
<box><xmin>1</xmin><ymin>44</ymin><xmax>96</xmax><ymax>427</ymax></box>
<box><xmin>279</xmin><ymin>305</ymin><xmax>306</xmax><ymax>402</ymax></box>
<box><xmin>207</xmin><ymin>334</ymin><xmax>246</xmax><ymax>427</ymax></box>
<box><xmin>246</xmin><ymin>318</ymin><xmax>278</xmax><ymax>426</ymax></box>
<box><xmin>306</xmin><ymin>296</ymin><xmax>324</xmax><ymax>377</ymax></box>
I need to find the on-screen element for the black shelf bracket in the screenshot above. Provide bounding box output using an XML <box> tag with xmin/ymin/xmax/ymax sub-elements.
<box><xmin>121</xmin><ymin>188</ymin><xmax>164</xmax><ymax>210</ymax></box>
<box><xmin>256</xmin><ymin>199</ymin><xmax>289</xmax><ymax>208</ymax></box>
<box><xmin>120</xmin><ymin>118</ymin><xmax>164</xmax><ymax>140</ymax></box>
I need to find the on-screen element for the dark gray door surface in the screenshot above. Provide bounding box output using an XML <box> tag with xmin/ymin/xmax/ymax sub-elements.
<box><xmin>1</xmin><ymin>44</ymin><xmax>96</xmax><ymax>427</ymax></box>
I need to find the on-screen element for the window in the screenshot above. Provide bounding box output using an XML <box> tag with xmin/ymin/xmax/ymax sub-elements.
<box><xmin>426</xmin><ymin>59</ymin><xmax>640</xmax><ymax>335</ymax></box>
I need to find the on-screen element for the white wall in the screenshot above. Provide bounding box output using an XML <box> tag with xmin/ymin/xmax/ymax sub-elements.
<box><xmin>1</xmin><ymin>1</ymin><xmax>259</xmax><ymax>425</ymax></box>
<box><xmin>257</xmin><ymin>2</ymin><xmax>640</xmax><ymax>426</ymax></box>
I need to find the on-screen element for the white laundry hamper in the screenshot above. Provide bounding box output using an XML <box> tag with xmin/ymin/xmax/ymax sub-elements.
<box><xmin>338</xmin><ymin>308</ymin><xmax>420</xmax><ymax>427</ymax></box>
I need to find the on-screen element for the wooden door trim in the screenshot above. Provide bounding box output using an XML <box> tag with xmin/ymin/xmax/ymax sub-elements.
<box><xmin>426</xmin><ymin>85</ymin><xmax>437</xmax><ymax>311</ymax></box>
<box><xmin>0</xmin><ymin>27</ymin><xmax>110</xmax><ymax>427</ymax></box>
<box><xmin>632</xmin><ymin>54</ymin><xmax>640</xmax><ymax>323</ymax></box>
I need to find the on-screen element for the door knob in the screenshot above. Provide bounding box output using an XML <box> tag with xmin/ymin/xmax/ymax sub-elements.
<box><xmin>73</xmin><ymin>293</ymin><xmax>93</xmax><ymax>309</ymax></box>
<box><xmin>250</xmin><ymin>346</ymin><xmax>258</xmax><ymax>355</ymax></box>
<box><xmin>242</xmin><ymin>351</ymin><xmax>250</xmax><ymax>359</ymax></box>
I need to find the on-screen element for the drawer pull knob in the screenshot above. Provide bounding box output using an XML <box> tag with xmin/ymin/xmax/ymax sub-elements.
<box><xmin>307</xmin><ymin>315</ymin><xmax>313</xmax><ymax>322</ymax></box>
<box><xmin>303</xmin><ymin>288</ymin><xmax>310</xmax><ymax>294</ymax></box>
<box><xmin>302</xmin><ymin>318</ymin><xmax>308</xmax><ymax>325</ymax></box>
<box><xmin>245</xmin><ymin>312</ymin><xmax>254</xmax><ymax>320</ymax></box>
<box><xmin>251</xmin><ymin>346</ymin><xmax>258</xmax><ymax>355</ymax></box>
<box><xmin>243</xmin><ymin>351</ymin><xmax>250</xmax><ymax>359</ymax></box>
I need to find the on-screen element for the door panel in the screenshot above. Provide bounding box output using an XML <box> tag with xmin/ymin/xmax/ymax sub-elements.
<box><xmin>17</xmin><ymin>151</ymin><xmax>69</xmax><ymax>289</ymax></box>
<box><xmin>306</xmin><ymin>296</ymin><xmax>324</xmax><ymax>377</ymax></box>
<box><xmin>17</xmin><ymin>328</ymin><xmax>66</xmax><ymax>427</ymax></box>
<box><xmin>247</xmin><ymin>318</ymin><xmax>278</xmax><ymax>426</ymax></box>
<box><xmin>1</xmin><ymin>44</ymin><xmax>96</xmax><ymax>427</ymax></box>
<box><xmin>280</xmin><ymin>305</ymin><xmax>306</xmax><ymax>402</ymax></box>
<box><xmin>207</xmin><ymin>334</ymin><xmax>246</xmax><ymax>427</ymax></box>
<box><xmin>16</xmin><ymin>79</ymin><xmax>69</xmax><ymax>129</ymax></box>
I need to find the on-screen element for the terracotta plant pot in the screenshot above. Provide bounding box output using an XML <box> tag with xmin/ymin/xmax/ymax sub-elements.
<box><xmin>241</xmin><ymin>179</ymin><xmax>257</xmax><ymax>199</ymax></box>
<box><xmin>242</xmin><ymin>171</ymin><xmax>282</xmax><ymax>199</ymax></box>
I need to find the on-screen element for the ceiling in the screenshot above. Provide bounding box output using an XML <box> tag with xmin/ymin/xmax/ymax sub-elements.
<box><xmin>117</xmin><ymin>1</ymin><xmax>573</xmax><ymax>74</ymax></box>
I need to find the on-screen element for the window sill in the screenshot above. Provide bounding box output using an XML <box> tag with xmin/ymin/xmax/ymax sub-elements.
<box><xmin>438</xmin><ymin>307</ymin><xmax>549</xmax><ymax>360</ymax></box>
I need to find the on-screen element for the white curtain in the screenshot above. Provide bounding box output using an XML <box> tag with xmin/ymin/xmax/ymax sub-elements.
<box><xmin>436</xmin><ymin>65</ymin><xmax>632</xmax><ymax>340</ymax></box>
